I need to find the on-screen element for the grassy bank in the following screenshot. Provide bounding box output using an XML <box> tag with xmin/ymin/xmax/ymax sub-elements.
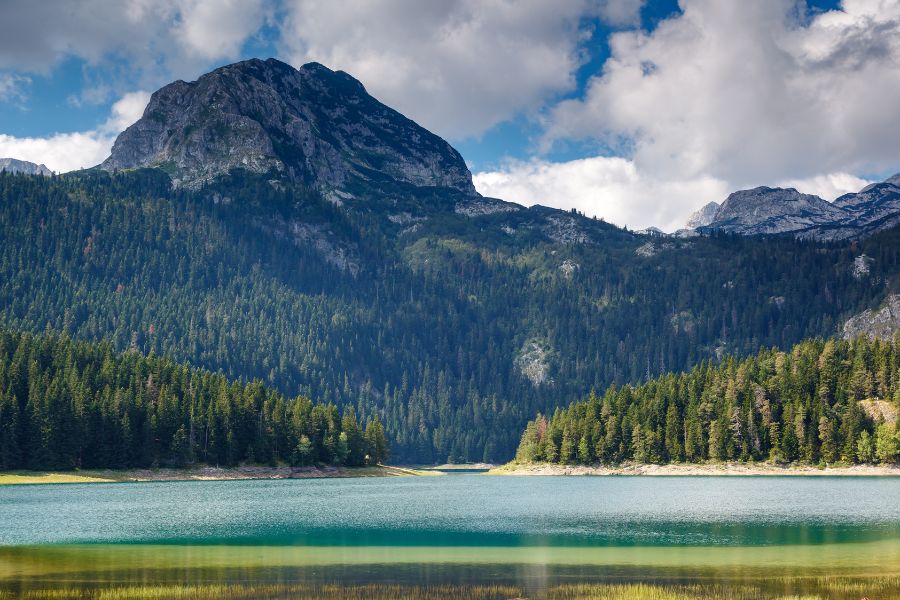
<box><xmin>489</xmin><ymin>462</ymin><xmax>900</xmax><ymax>476</ymax></box>
<box><xmin>0</xmin><ymin>465</ymin><xmax>438</xmax><ymax>485</ymax></box>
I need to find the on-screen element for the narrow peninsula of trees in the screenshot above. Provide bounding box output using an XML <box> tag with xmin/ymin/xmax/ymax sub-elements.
<box><xmin>0</xmin><ymin>330</ymin><xmax>389</xmax><ymax>470</ymax></box>
<box><xmin>515</xmin><ymin>337</ymin><xmax>900</xmax><ymax>466</ymax></box>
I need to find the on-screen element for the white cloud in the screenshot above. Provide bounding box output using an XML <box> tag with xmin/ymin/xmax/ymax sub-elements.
<box><xmin>174</xmin><ymin>0</ymin><xmax>273</xmax><ymax>60</ymax></box>
<box><xmin>0</xmin><ymin>0</ymin><xmax>269</xmax><ymax>84</ymax></box>
<box><xmin>102</xmin><ymin>91</ymin><xmax>152</xmax><ymax>133</ymax></box>
<box><xmin>598</xmin><ymin>0</ymin><xmax>647</xmax><ymax>27</ymax></box>
<box><xmin>776</xmin><ymin>171</ymin><xmax>872</xmax><ymax>201</ymax></box>
<box><xmin>0</xmin><ymin>91</ymin><xmax>149</xmax><ymax>173</ymax></box>
<box><xmin>0</xmin><ymin>132</ymin><xmax>111</xmax><ymax>174</ymax></box>
<box><xmin>545</xmin><ymin>0</ymin><xmax>900</xmax><ymax>196</ymax></box>
<box><xmin>474</xmin><ymin>156</ymin><xmax>728</xmax><ymax>231</ymax></box>
<box><xmin>278</xmin><ymin>0</ymin><xmax>601</xmax><ymax>139</ymax></box>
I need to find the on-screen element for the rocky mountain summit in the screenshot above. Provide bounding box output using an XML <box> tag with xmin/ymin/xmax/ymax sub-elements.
<box><xmin>98</xmin><ymin>58</ymin><xmax>631</xmax><ymax>249</ymax></box>
<box><xmin>831</xmin><ymin>175</ymin><xmax>900</xmax><ymax>237</ymax></box>
<box><xmin>684</xmin><ymin>201</ymin><xmax>719</xmax><ymax>229</ymax></box>
<box><xmin>682</xmin><ymin>174</ymin><xmax>900</xmax><ymax>240</ymax></box>
<box><xmin>708</xmin><ymin>187</ymin><xmax>848</xmax><ymax>236</ymax></box>
<box><xmin>0</xmin><ymin>158</ymin><xmax>52</xmax><ymax>176</ymax></box>
<box><xmin>101</xmin><ymin>58</ymin><xmax>475</xmax><ymax>194</ymax></box>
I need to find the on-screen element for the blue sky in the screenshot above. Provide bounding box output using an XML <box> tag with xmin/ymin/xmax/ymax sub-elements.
<box><xmin>0</xmin><ymin>0</ymin><xmax>896</xmax><ymax>230</ymax></box>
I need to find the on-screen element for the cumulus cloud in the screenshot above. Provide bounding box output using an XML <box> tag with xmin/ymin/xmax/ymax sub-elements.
<box><xmin>278</xmin><ymin>0</ymin><xmax>602</xmax><ymax>139</ymax></box>
<box><xmin>474</xmin><ymin>157</ymin><xmax>728</xmax><ymax>231</ymax></box>
<box><xmin>0</xmin><ymin>0</ymin><xmax>270</xmax><ymax>82</ymax></box>
<box><xmin>0</xmin><ymin>91</ymin><xmax>149</xmax><ymax>173</ymax></box>
<box><xmin>598</xmin><ymin>0</ymin><xmax>647</xmax><ymax>27</ymax></box>
<box><xmin>545</xmin><ymin>0</ymin><xmax>900</xmax><ymax>189</ymax></box>
<box><xmin>174</xmin><ymin>0</ymin><xmax>273</xmax><ymax>60</ymax></box>
<box><xmin>776</xmin><ymin>171</ymin><xmax>872</xmax><ymax>201</ymax></box>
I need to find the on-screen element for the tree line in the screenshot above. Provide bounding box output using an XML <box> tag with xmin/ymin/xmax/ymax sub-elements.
<box><xmin>515</xmin><ymin>337</ymin><xmax>900</xmax><ymax>466</ymax></box>
<box><xmin>0</xmin><ymin>170</ymin><xmax>897</xmax><ymax>463</ymax></box>
<box><xmin>0</xmin><ymin>329</ymin><xmax>388</xmax><ymax>470</ymax></box>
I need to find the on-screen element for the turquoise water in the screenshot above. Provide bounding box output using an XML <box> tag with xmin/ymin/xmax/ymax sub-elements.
<box><xmin>1</xmin><ymin>475</ymin><xmax>897</xmax><ymax>546</ymax></box>
<box><xmin>0</xmin><ymin>475</ymin><xmax>898</xmax><ymax>596</ymax></box>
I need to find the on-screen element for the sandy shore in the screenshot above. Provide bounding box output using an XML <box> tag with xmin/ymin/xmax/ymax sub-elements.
<box><xmin>427</xmin><ymin>463</ymin><xmax>494</xmax><ymax>471</ymax></box>
<box><xmin>489</xmin><ymin>462</ymin><xmax>900</xmax><ymax>477</ymax></box>
<box><xmin>0</xmin><ymin>465</ymin><xmax>439</xmax><ymax>485</ymax></box>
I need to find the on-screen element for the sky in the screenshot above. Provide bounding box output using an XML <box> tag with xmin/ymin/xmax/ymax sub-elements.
<box><xmin>1</xmin><ymin>0</ymin><xmax>899</xmax><ymax>230</ymax></box>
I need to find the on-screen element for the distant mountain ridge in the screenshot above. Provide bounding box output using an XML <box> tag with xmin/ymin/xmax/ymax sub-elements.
<box><xmin>681</xmin><ymin>174</ymin><xmax>900</xmax><ymax>240</ymax></box>
<box><xmin>0</xmin><ymin>158</ymin><xmax>51</xmax><ymax>176</ymax></box>
<box><xmin>101</xmin><ymin>58</ymin><xmax>475</xmax><ymax>194</ymax></box>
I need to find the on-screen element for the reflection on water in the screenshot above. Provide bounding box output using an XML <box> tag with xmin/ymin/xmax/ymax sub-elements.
<box><xmin>0</xmin><ymin>476</ymin><xmax>898</xmax><ymax>598</ymax></box>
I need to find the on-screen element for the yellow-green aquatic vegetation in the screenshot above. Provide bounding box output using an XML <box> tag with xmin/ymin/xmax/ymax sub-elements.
<box><xmin>1</xmin><ymin>580</ymin><xmax>897</xmax><ymax>600</ymax></box>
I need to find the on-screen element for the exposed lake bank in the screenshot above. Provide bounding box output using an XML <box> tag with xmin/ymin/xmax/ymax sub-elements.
<box><xmin>7</xmin><ymin>461</ymin><xmax>898</xmax><ymax>484</ymax></box>
<box><xmin>0</xmin><ymin>465</ymin><xmax>437</xmax><ymax>485</ymax></box>
<box><xmin>490</xmin><ymin>462</ymin><xmax>900</xmax><ymax>476</ymax></box>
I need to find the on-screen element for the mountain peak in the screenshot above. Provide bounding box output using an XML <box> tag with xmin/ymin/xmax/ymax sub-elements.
<box><xmin>0</xmin><ymin>158</ymin><xmax>52</xmax><ymax>176</ymax></box>
<box><xmin>705</xmin><ymin>186</ymin><xmax>848</xmax><ymax>237</ymax></box>
<box><xmin>691</xmin><ymin>172</ymin><xmax>900</xmax><ymax>240</ymax></box>
<box><xmin>684</xmin><ymin>201</ymin><xmax>719</xmax><ymax>229</ymax></box>
<box><xmin>101</xmin><ymin>58</ymin><xmax>475</xmax><ymax>194</ymax></box>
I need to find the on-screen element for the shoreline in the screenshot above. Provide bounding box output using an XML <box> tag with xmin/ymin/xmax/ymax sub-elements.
<box><xmin>488</xmin><ymin>462</ymin><xmax>900</xmax><ymax>477</ymax></box>
<box><xmin>0</xmin><ymin>464</ymin><xmax>439</xmax><ymax>485</ymax></box>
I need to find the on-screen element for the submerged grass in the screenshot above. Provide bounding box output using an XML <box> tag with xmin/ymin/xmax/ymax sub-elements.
<box><xmin>0</xmin><ymin>579</ymin><xmax>896</xmax><ymax>600</ymax></box>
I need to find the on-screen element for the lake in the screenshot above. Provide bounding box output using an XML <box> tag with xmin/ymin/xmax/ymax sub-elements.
<box><xmin>0</xmin><ymin>475</ymin><xmax>898</xmax><ymax>599</ymax></box>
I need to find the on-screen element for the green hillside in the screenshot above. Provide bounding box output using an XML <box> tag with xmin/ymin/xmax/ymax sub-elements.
<box><xmin>1</xmin><ymin>169</ymin><xmax>898</xmax><ymax>462</ymax></box>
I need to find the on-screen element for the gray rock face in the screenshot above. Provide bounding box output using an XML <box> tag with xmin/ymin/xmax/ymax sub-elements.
<box><xmin>693</xmin><ymin>174</ymin><xmax>900</xmax><ymax>240</ymax></box>
<box><xmin>842</xmin><ymin>295</ymin><xmax>900</xmax><ymax>340</ymax></box>
<box><xmin>0</xmin><ymin>158</ymin><xmax>52</xmax><ymax>176</ymax></box>
<box><xmin>831</xmin><ymin>174</ymin><xmax>900</xmax><ymax>237</ymax></box>
<box><xmin>101</xmin><ymin>58</ymin><xmax>475</xmax><ymax>194</ymax></box>
<box><xmin>685</xmin><ymin>201</ymin><xmax>719</xmax><ymax>229</ymax></box>
<box><xmin>709</xmin><ymin>187</ymin><xmax>848</xmax><ymax>236</ymax></box>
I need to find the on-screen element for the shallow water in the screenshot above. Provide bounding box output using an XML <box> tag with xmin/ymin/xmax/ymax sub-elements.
<box><xmin>0</xmin><ymin>475</ymin><xmax>898</xmax><ymax>597</ymax></box>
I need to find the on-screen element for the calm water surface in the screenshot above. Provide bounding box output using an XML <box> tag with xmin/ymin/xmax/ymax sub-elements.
<box><xmin>0</xmin><ymin>475</ymin><xmax>898</xmax><ymax>596</ymax></box>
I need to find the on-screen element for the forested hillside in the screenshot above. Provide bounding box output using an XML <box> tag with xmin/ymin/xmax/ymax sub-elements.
<box><xmin>515</xmin><ymin>337</ymin><xmax>900</xmax><ymax>466</ymax></box>
<box><xmin>0</xmin><ymin>329</ymin><xmax>387</xmax><ymax>470</ymax></box>
<box><xmin>1</xmin><ymin>170</ymin><xmax>898</xmax><ymax>462</ymax></box>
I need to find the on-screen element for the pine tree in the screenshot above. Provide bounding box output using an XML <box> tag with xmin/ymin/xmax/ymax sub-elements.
<box><xmin>875</xmin><ymin>423</ymin><xmax>898</xmax><ymax>464</ymax></box>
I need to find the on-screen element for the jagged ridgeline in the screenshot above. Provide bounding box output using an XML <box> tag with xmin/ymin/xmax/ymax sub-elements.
<box><xmin>0</xmin><ymin>329</ymin><xmax>388</xmax><ymax>470</ymax></box>
<box><xmin>1</xmin><ymin>58</ymin><xmax>900</xmax><ymax>463</ymax></box>
<box><xmin>515</xmin><ymin>337</ymin><xmax>900</xmax><ymax>466</ymax></box>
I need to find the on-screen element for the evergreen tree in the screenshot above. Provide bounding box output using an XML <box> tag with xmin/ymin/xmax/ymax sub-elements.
<box><xmin>515</xmin><ymin>337</ymin><xmax>900</xmax><ymax>467</ymax></box>
<box><xmin>0</xmin><ymin>329</ymin><xmax>378</xmax><ymax>470</ymax></box>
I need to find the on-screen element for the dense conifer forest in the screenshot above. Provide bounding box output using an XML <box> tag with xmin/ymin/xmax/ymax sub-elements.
<box><xmin>0</xmin><ymin>170</ymin><xmax>898</xmax><ymax>462</ymax></box>
<box><xmin>0</xmin><ymin>329</ymin><xmax>388</xmax><ymax>470</ymax></box>
<box><xmin>515</xmin><ymin>337</ymin><xmax>900</xmax><ymax>466</ymax></box>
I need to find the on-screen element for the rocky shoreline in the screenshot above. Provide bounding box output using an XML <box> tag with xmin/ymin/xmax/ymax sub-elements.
<box><xmin>489</xmin><ymin>462</ymin><xmax>900</xmax><ymax>477</ymax></box>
